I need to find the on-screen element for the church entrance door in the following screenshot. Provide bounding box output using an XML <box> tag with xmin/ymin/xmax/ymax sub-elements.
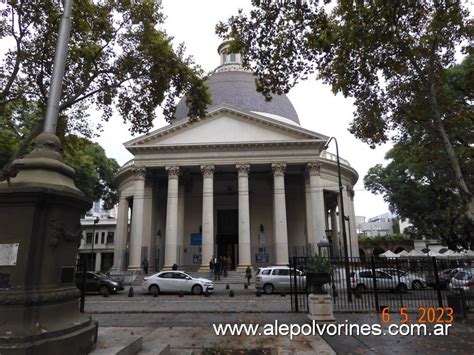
<box><xmin>216</xmin><ymin>209</ymin><xmax>238</xmax><ymax>270</ymax></box>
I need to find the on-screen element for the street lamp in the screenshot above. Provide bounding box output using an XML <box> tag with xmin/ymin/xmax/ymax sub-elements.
<box><xmin>325</xmin><ymin>229</ymin><xmax>333</xmax><ymax>258</ymax></box>
<box><xmin>90</xmin><ymin>217</ymin><xmax>100</xmax><ymax>271</ymax></box>
<box><xmin>323</xmin><ymin>136</ymin><xmax>352</xmax><ymax>302</ymax></box>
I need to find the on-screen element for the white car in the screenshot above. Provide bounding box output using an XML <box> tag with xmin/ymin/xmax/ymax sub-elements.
<box><xmin>141</xmin><ymin>271</ymin><xmax>214</xmax><ymax>295</ymax></box>
<box><xmin>255</xmin><ymin>266</ymin><xmax>306</xmax><ymax>294</ymax></box>
<box><xmin>378</xmin><ymin>268</ymin><xmax>427</xmax><ymax>290</ymax></box>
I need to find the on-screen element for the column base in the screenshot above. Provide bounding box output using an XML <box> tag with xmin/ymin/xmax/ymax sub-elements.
<box><xmin>307</xmin><ymin>293</ymin><xmax>336</xmax><ymax>323</ymax></box>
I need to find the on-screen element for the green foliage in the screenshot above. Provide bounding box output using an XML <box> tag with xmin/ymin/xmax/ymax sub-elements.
<box><xmin>364</xmin><ymin>57</ymin><xmax>473</xmax><ymax>249</ymax></box>
<box><xmin>62</xmin><ymin>135</ymin><xmax>119</xmax><ymax>209</ymax></box>
<box><xmin>305</xmin><ymin>254</ymin><xmax>332</xmax><ymax>273</ymax></box>
<box><xmin>0</xmin><ymin>0</ymin><xmax>211</xmax><ymax>137</ymax></box>
<box><xmin>358</xmin><ymin>234</ymin><xmax>409</xmax><ymax>244</ymax></box>
<box><xmin>217</xmin><ymin>1</ymin><xmax>473</xmax><ymax>221</ymax></box>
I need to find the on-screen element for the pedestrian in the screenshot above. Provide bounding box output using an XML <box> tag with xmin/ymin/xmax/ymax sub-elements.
<box><xmin>172</xmin><ymin>263</ymin><xmax>178</xmax><ymax>271</ymax></box>
<box><xmin>245</xmin><ymin>265</ymin><xmax>252</xmax><ymax>286</ymax></box>
<box><xmin>141</xmin><ymin>258</ymin><xmax>149</xmax><ymax>274</ymax></box>
<box><xmin>208</xmin><ymin>258</ymin><xmax>214</xmax><ymax>279</ymax></box>
<box><xmin>214</xmin><ymin>257</ymin><xmax>221</xmax><ymax>281</ymax></box>
<box><xmin>221</xmin><ymin>256</ymin><xmax>228</xmax><ymax>277</ymax></box>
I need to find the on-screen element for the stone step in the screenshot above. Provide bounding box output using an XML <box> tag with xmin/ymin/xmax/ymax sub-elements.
<box><xmin>90</xmin><ymin>327</ymin><xmax>143</xmax><ymax>355</ymax></box>
<box><xmin>136</xmin><ymin>329</ymin><xmax>171</xmax><ymax>355</ymax></box>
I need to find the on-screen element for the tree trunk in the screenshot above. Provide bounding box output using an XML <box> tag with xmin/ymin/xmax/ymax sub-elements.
<box><xmin>428</xmin><ymin>82</ymin><xmax>474</xmax><ymax>222</ymax></box>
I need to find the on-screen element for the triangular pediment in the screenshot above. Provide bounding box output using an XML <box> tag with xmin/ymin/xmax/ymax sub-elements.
<box><xmin>125</xmin><ymin>106</ymin><xmax>327</xmax><ymax>151</ymax></box>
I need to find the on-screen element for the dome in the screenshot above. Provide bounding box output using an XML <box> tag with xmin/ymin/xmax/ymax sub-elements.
<box><xmin>174</xmin><ymin>44</ymin><xmax>300</xmax><ymax>124</ymax></box>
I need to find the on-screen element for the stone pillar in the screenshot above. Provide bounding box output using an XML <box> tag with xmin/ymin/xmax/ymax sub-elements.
<box><xmin>128</xmin><ymin>167</ymin><xmax>146</xmax><ymax>270</ymax></box>
<box><xmin>112</xmin><ymin>196</ymin><xmax>129</xmax><ymax>272</ymax></box>
<box><xmin>307</xmin><ymin>162</ymin><xmax>326</xmax><ymax>249</ymax></box>
<box><xmin>330</xmin><ymin>207</ymin><xmax>340</xmax><ymax>257</ymax></box>
<box><xmin>272</xmin><ymin>163</ymin><xmax>289</xmax><ymax>265</ymax></box>
<box><xmin>177</xmin><ymin>182</ymin><xmax>185</xmax><ymax>266</ymax></box>
<box><xmin>305</xmin><ymin>175</ymin><xmax>314</xmax><ymax>247</ymax></box>
<box><xmin>0</xmin><ymin>133</ymin><xmax>97</xmax><ymax>354</ymax></box>
<box><xmin>236</xmin><ymin>164</ymin><xmax>251</xmax><ymax>271</ymax></box>
<box><xmin>199</xmin><ymin>165</ymin><xmax>215</xmax><ymax>272</ymax></box>
<box><xmin>163</xmin><ymin>166</ymin><xmax>180</xmax><ymax>269</ymax></box>
<box><xmin>347</xmin><ymin>187</ymin><xmax>359</xmax><ymax>257</ymax></box>
<box><xmin>95</xmin><ymin>252</ymin><xmax>102</xmax><ymax>272</ymax></box>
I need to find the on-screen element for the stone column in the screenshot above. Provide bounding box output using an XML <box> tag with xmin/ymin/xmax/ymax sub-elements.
<box><xmin>347</xmin><ymin>187</ymin><xmax>359</xmax><ymax>257</ymax></box>
<box><xmin>272</xmin><ymin>163</ymin><xmax>289</xmax><ymax>265</ymax></box>
<box><xmin>177</xmin><ymin>182</ymin><xmax>185</xmax><ymax>266</ymax></box>
<box><xmin>307</xmin><ymin>162</ymin><xmax>326</xmax><ymax>249</ymax></box>
<box><xmin>163</xmin><ymin>166</ymin><xmax>180</xmax><ymax>269</ymax></box>
<box><xmin>305</xmin><ymin>174</ymin><xmax>314</xmax><ymax>247</ymax></box>
<box><xmin>199</xmin><ymin>165</ymin><xmax>215</xmax><ymax>272</ymax></box>
<box><xmin>236</xmin><ymin>164</ymin><xmax>251</xmax><ymax>271</ymax></box>
<box><xmin>95</xmin><ymin>252</ymin><xmax>102</xmax><ymax>272</ymax></box>
<box><xmin>330</xmin><ymin>207</ymin><xmax>340</xmax><ymax>257</ymax></box>
<box><xmin>112</xmin><ymin>196</ymin><xmax>129</xmax><ymax>272</ymax></box>
<box><xmin>128</xmin><ymin>167</ymin><xmax>146</xmax><ymax>270</ymax></box>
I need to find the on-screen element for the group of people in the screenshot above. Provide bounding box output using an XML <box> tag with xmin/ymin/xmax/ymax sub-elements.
<box><xmin>209</xmin><ymin>256</ymin><xmax>232</xmax><ymax>280</ymax></box>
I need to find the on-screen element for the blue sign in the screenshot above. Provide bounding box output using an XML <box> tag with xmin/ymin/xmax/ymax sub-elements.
<box><xmin>190</xmin><ymin>233</ymin><xmax>202</xmax><ymax>246</ymax></box>
<box><xmin>255</xmin><ymin>253</ymin><xmax>269</xmax><ymax>263</ymax></box>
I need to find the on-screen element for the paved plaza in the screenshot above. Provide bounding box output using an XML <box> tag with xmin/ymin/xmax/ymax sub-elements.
<box><xmin>84</xmin><ymin>284</ymin><xmax>474</xmax><ymax>354</ymax></box>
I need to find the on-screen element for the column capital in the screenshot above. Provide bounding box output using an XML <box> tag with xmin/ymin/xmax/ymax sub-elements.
<box><xmin>132</xmin><ymin>167</ymin><xmax>146</xmax><ymax>179</ymax></box>
<box><xmin>165</xmin><ymin>166</ymin><xmax>181</xmax><ymax>179</ymax></box>
<box><xmin>272</xmin><ymin>163</ymin><xmax>286</xmax><ymax>177</ymax></box>
<box><xmin>201</xmin><ymin>165</ymin><xmax>215</xmax><ymax>178</ymax></box>
<box><xmin>306</xmin><ymin>162</ymin><xmax>322</xmax><ymax>176</ymax></box>
<box><xmin>236</xmin><ymin>164</ymin><xmax>250</xmax><ymax>177</ymax></box>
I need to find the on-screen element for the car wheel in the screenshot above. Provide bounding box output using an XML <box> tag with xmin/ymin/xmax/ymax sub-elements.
<box><xmin>397</xmin><ymin>283</ymin><xmax>408</xmax><ymax>293</ymax></box>
<box><xmin>412</xmin><ymin>280</ymin><xmax>423</xmax><ymax>290</ymax></box>
<box><xmin>99</xmin><ymin>285</ymin><xmax>109</xmax><ymax>297</ymax></box>
<box><xmin>149</xmin><ymin>284</ymin><xmax>160</xmax><ymax>296</ymax></box>
<box><xmin>355</xmin><ymin>284</ymin><xmax>366</xmax><ymax>294</ymax></box>
<box><xmin>192</xmin><ymin>284</ymin><xmax>203</xmax><ymax>295</ymax></box>
<box><xmin>263</xmin><ymin>283</ymin><xmax>274</xmax><ymax>295</ymax></box>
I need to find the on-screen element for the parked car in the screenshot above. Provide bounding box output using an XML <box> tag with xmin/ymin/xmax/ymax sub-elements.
<box><xmin>378</xmin><ymin>268</ymin><xmax>426</xmax><ymax>290</ymax></box>
<box><xmin>448</xmin><ymin>270</ymin><xmax>474</xmax><ymax>297</ymax></box>
<box><xmin>141</xmin><ymin>271</ymin><xmax>214</xmax><ymax>295</ymax></box>
<box><xmin>350</xmin><ymin>269</ymin><xmax>414</xmax><ymax>293</ymax></box>
<box><xmin>255</xmin><ymin>266</ymin><xmax>305</xmax><ymax>294</ymax></box>
<box><xmin>426</xmin><ymin>268</ymin><xmax>455</xmax><ymax>288</ymax></box>
<box><xmin>75</xmin><ymin>271</ymin><xmax>122</xmax><ymax>295</ymax></box>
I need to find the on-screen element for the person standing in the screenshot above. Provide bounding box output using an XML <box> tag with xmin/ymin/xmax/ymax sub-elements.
<box><xmin>142</xmin><ymin>258</ymin><xmax>149</xmax><ymax>274</ymax></box>
<box><xmin>245</xmin><ymin>265</ymin><xmax>252</xmax><ymax>286</ymax></box>
<box><xmin>208</xmin><ymin>258</ymin><xmax>214</xmax><ymax>279</ymax></box>
<box><xmin>214</xmin><ymin>257</ymin><xmax>221</xmax><ymax>281</ymax></box>
<box><xmin>221</xmin><ymin>256</ymin><xmax>228</xmax><ymax>277</ymax></box>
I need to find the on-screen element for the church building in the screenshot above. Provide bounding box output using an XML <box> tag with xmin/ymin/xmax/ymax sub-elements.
<box><xmin>112</xmin><ymin>42</ymin><xmax>359</xmax><ymax>273</ymax></box>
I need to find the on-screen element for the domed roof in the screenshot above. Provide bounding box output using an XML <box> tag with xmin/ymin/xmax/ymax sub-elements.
<box><xmin>174</xmin><ymin>69</ymin><xmax>300</xmax><ymax>124</ymax></box>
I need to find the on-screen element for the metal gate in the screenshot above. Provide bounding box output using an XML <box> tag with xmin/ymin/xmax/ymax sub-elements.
<box><xmin>289</xmin><ymin>256</ymin><xmax>470</xmax><ymax>313</ymax></box>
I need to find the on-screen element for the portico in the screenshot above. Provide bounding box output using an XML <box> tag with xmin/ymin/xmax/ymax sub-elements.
<box><xmin>112</xmin><ymin>109</ymin><xmax>358</xmax><ymax>274</ymax></box>
<box><xmin>112</xmin><ymin>43</ymin><xmax>359</xmax><ymax>273</ymax></box>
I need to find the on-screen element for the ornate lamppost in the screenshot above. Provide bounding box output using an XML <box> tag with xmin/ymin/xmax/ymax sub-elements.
<box><xmin>323</xmin><ymin>137</ymin><xmax>352</xmax><ymax>302</ymax></box>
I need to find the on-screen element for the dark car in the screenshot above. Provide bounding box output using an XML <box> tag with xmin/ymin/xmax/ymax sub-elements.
<box><xmin>75</xmin><ymin>271</ymin><xmax>122</xmax><ymax>295</ymax></box>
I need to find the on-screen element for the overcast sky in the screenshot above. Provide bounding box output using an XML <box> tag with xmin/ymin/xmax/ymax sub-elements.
<box><xmin>95</xmin><ymin>0</ymin><xmax>392</xmax><ymax>219</ymax></box>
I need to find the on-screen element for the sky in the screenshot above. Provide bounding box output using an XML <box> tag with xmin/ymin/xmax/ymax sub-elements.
<box><xmin>96</xmin><ymin>0</ymin><xmax>392</xmax><ymax>220</ymax></box>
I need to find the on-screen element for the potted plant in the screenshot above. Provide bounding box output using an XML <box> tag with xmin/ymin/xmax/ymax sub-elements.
<box><xmin>305</xmin><ymin>254</ymin><xmax>332</xmax><ymax>294</ymax></box>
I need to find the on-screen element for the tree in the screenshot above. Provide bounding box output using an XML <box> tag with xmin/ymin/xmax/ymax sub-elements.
<box><xmin>216</xmin><ymin>0</ymin><xmax>473</xmax><ymax>221</ymax></box>
<box><xmin>0</xmin><ymin>0</ymin><xmax>211</xmax><ymax>179</ymax></box>
<box><xmin>364</xmin><ymin>55</ymin><xmax>473</xmax><ymax>249</ymax></box>
<box><xmin>0</xmin><ymin>111</ymin><xmax>120</xmax><ymax>208</ymax></box>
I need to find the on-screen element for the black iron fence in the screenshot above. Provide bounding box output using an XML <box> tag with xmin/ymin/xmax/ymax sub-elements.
<box><xmin>289</xmin><ymin>256</ymin><xmax>473</xmax><ymax>313</ymax></box>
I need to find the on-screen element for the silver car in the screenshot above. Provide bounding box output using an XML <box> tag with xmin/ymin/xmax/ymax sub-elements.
<box><xmin>448</xmin><ymin>270</ymin><xmax>473</xmax><ymax>296</ymax></box>
<box><xmin>141</xmin><ymin>271</ymin><xmax>214</xmax><ymax>295</ymax></box>
<box><xmin>255</xmin><ymin>266</ymin><xmax>305</xmax><ymax>294</ymax></box>
<box><xmin>351</xmin><ymin>269</ymin><xmax>416</xmax><ymax>293</ymax></box>
<box><xmin>378</xmin><ymin>268</ymin><xmax>427</xmax><ymax>290</ymax></box>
